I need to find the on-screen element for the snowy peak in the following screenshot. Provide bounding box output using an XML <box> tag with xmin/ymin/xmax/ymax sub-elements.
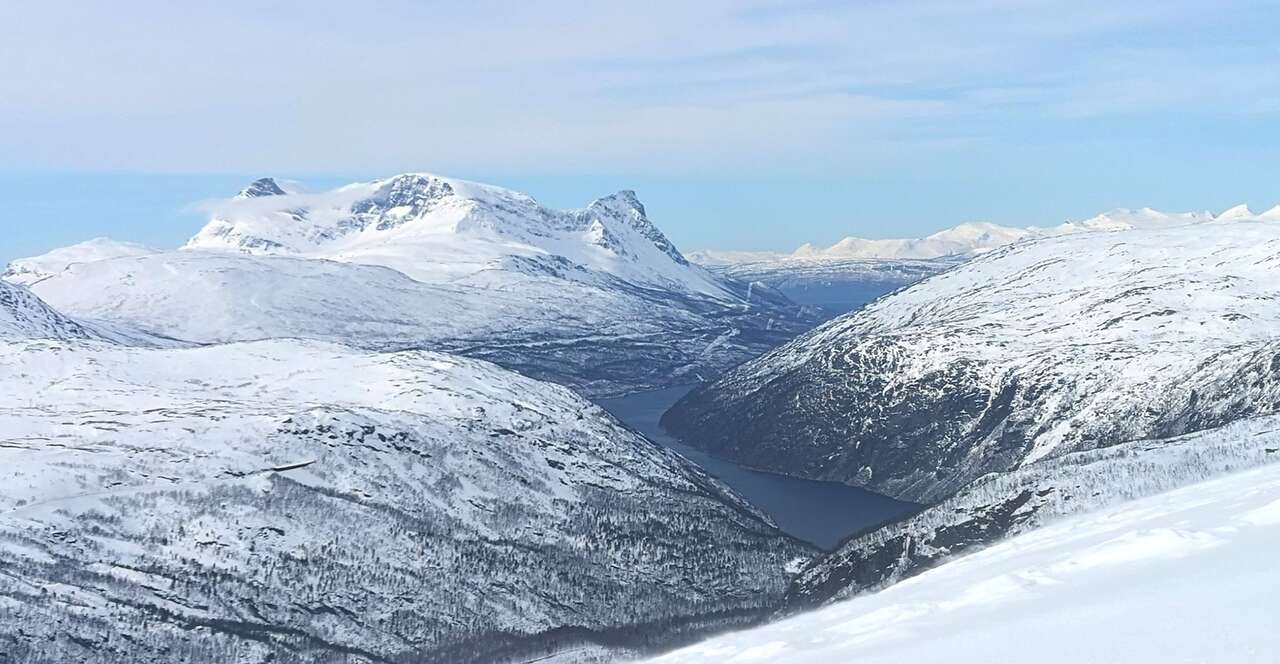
<box><xmin>235</xmin><ymin>177</ymin><xmax>288</xmax><ymax>199</ymax></box>
<box><xmin>1060</xmin><ymin>207</ymin><xmax>1213</xmax><ymax>232</ymax></box>
<box><xmin>584</xmin><ymin>189</ymin><xmax>688</xmax><ymax>265</ymax></box>
<box><xmin>718</xmin><ymin>202</ymin><xmax>1274</xmax><ymax>265</ymax></box>
<box><xmin>793</xmin><ymin>222</ymin><xmax>1035</xmax><ymax>260</ymax></box>
<box><xmin>185</xmin><ymin>172</ymin><xmax>727</xmax><ymax>297</ymax></box>
<box><xmin>1215</xmin><ymin>203</ymin><xmax>1255</xmax><ymax>222</ymax></box>
<box><xmin>3</xmin><ymin>237</ymin><xmax>157</xmax><ymax>286</ymax></box>
<box><xmin>922</xmin><ymin>221</ymin><xmax>1033</xmax><ymax>249</ymax></box>
<box><xmin>348</xmin><ymin>173</ymin><xmax>468</xmax><ymax>233</ymax></box>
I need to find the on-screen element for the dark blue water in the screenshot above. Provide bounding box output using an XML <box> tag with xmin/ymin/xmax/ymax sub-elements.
<box><xmin>597</xmin><ymin>385</ymin><xmax>919</xmax><ymax>551</ymax></box>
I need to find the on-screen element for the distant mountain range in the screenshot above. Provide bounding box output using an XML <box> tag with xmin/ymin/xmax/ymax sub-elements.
<box><xmin>687</xmin><ymin>204</ymin><xmax>1280</xmax><ymax>314</ymax></box>
<box><xmin>693</xmin><ymin>204</ymin><xmax>1280</xmax><ymax>263</ymax></box>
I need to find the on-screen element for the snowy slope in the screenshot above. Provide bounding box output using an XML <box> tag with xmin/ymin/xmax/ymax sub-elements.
<box><xmin>0</xmin><ymin>334</ymin><xmax>812</xmax><ymax>663</ymax></box>
<box><xmin>0</xmin><ymin>280</ymin><xmax>101</xmax><ymax>340</ymax></box>
<box><xmin>785</xmin><ymin>414</ymin><xmax>1280</xmax><ymax>608</ymax></box>
<box><xmin>188</xmin><ymin>174</ymin><xmax>730</xmax><ymax>298</ymax></box>
<box><xmin>687</xmin><ymin>206</ymin><xmax>1241</xmax><ymax>316</ymax></box>
<box><xmin>664</xmin><ymin>221</ymin><xmax>1280</xmax><ymax>503</ymax></box>
<box><xmin>15</xmin><ymin>176</ymin><xmax>816</xmax><ymax>397</ymax></box>
<box><xmin>649</xmin><ymin>459</ymin><xmax>1280</xmax><ymax>664</ymax></box>
<box><xmin>2</xmin><ymin>237</ymin><xmax>157</xmax><ymax>287</ymax></box>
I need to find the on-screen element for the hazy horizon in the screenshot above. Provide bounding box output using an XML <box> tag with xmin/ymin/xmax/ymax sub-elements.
<box><xmin>4</xmin><ymin>1</ymin><xmax>1280</xmax><ymax>262</ymax></box>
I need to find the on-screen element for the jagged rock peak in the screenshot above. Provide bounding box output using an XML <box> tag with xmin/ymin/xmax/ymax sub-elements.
<box><xmin>587</xmin><ymin>189</ymin><xmax>688</xmax><ymax>264</ymax></box>
<box><xmin>236</xmin><ymin>177</ymin><xmax>288</xmax><ymax>199</ymax></box>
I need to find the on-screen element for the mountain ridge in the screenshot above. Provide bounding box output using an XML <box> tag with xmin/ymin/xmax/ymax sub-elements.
<box><xmin>8</xmin><ymin>175</ymin><xmax>818</xmax><ymax>397</ymax></box>
<box><xmin>664</xmin><ymin>220</ymin><xmax>1280</xmax><ymax>503</ymax></box>
<box><xmin>0</xmin><ymin>287</ymin><xmax>813</xmax><ymax>663</ymax></box>
<box><xmin>692</xmin><ymin>203</ymin><xmax>1270</xmax><ymax>263</ymax></box>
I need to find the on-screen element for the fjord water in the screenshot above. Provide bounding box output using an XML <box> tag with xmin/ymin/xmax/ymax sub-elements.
<box><xmin>598</xmin><ymin>385</ymin><xmax>918</xmax><ymax>550</ymax></box>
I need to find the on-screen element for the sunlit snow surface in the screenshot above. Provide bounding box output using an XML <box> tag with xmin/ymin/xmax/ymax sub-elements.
<box><xmin>649</xmin><ymin>462</ymin><xmax>1280</xmax><ymax>664</ymax></box>
<box><xmin>9</xmin><ymin>174</ymin><xmax>817</xmax><ymax>397</ymax></box>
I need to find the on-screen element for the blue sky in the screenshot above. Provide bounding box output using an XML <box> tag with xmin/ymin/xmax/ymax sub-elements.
<box><xmin>3</xmin><ymin>1</ymin><xmax>1279</xmax><ymax>263</ymax></box>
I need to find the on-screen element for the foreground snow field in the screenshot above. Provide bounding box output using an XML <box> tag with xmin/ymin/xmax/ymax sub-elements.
<box><xmin>648</xmin><ymin>461</ymin><xmax>1280</xmax><ymax>663</ymax></box>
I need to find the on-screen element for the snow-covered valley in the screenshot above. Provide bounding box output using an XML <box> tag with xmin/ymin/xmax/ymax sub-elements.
<box><xmin>10</xmin><ymin>3</ymin><xmax>1280</xmax><ymax>661</ymax></box>
<box><xmin>666</xmin><ymin>220</ymin><xmax>1280</xmax><ymax>503</ymax></box>
<box><xmin>0</xmin><ymin>281</ymin><xmax>813</xmax><ymax>663</ymax></box>
<box><xmin>6</xmin><ymin>185</ymin><xmax>1280</xmax><ymax>664</ymax></box>
<box><xmin>598</xmin><ymin>387</ymin><xmax>918</xmax><ymax>551</ymax></box>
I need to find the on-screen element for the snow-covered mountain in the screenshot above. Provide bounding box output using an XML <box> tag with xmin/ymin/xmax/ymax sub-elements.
<box><xmin>9</xmin><ymin>175</ymin><xmax>817</xmax><ymax>397</ymax></box>
<box><xmin>792</xmin><ymin>221</ymin><xmax>1034</xmax><ymax>260</ymax></box>
<box><xmin>664</xmin><ymin>220</ymin><xmax>1280</xmax><ymax>504</ymax></box>
<box><xmin>188</xmin><ymin>174</ymin><xmax>726</xmax><ymax>297</ymax></box>
<box><xmin>2</xmin><ymin>237</ymin><xmax>157</xmax><ymax>286</ymax></box>
<box><xmin>686</xmin><ymin>205</ymin><xmax>1273</xmax><ymax>315</ymax></box>
<box><xmin>683</xmin><ymin>249</ymin><xmax>785</xmax><ymax>266</ymax></box>
<box><xmin>780</xmin><ymin>205</ymin><xmax>1251</xmax><ymax>262</ymax></box>
<box><xmin>649</xmin><ymin>458</ymin><xmax>1280</xmax><ymax>664</ymax></box>
<box><xmin>0</xmin><ymin>289</ymin><xmax>812</xmax><ymax>663</ymax></box>
<box><xmin>784</xmin><ymin>413</ymin><xmax>1280</xmax><ymax>609</ymax></box>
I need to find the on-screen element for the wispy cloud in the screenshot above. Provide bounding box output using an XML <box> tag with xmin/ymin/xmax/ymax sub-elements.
<box><xmin>1</xmin><ymin>0</ymin><xmax>1276</xmax><ymax>175</ymax></box>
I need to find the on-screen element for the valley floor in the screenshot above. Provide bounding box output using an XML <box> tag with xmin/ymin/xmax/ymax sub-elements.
<box><xmin>646</xmin><ymin>460</ymin><xmax>1280</xmax><ymax>663</ymax></box>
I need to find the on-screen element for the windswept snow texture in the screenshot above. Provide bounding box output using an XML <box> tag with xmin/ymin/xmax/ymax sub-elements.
<box><xmin>16</xmin><ymin>175</ymin><xmax>816</xmax><ymax>397</ymax></box>
<box><xmin>0</xmin><ymin>337</ymin><xmax>812</xmax><ymax>663</ymax></box>
<box><xmin>650</xmin><ymin>460</ymin><xmax>1280</xmax><ymax>664</ymax></box>
<box><xmin>2</xmin><ymin>237</ymin><xmax>157</xmax><ymax>286</ymax></box>
<box><xmin>664</xmin><ymin>222</ymin><xmax>1280</xmax><ymax>503</ymax></box>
